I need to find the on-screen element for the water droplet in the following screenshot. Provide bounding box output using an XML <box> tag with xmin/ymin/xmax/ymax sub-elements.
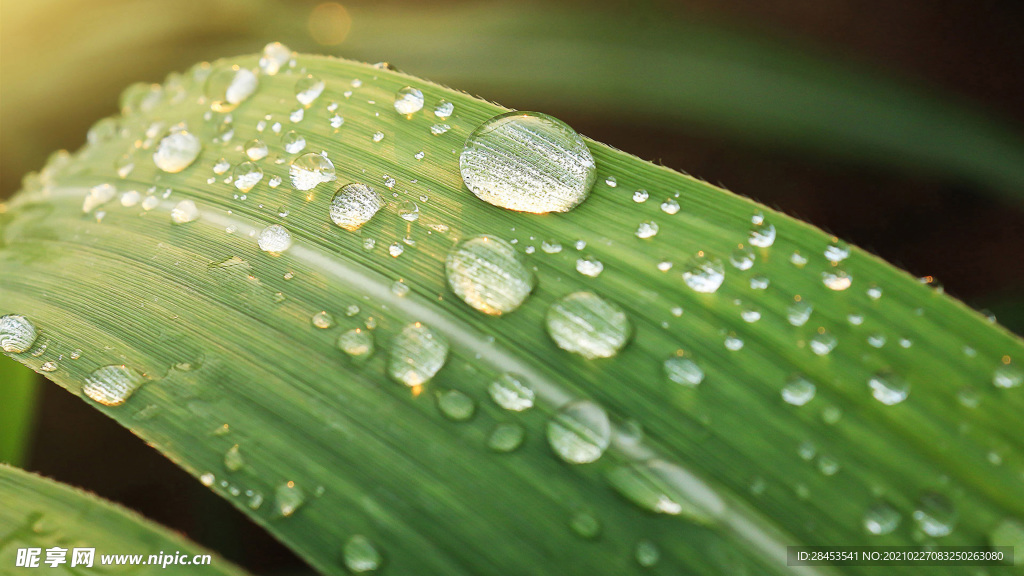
<box><xmin>244</xmin><ymin>139</ymin><xmax>269</xmax><ymax>161</ymax></box>
<box><xmin>787</xmin><ymin>301</ymin><xmax>813</xmax><ymax>326</ymax></box>
<box><xmin>388</xmin><ymin>323</ymin><xmax>449</xmax><ymax>386</ymax></box>
<box><xmin>541</xmin><ymin>240</ymin><xmax>562</xmax><ymax>254</ymax></box>
<box><xmin>607</xmin><ymin>459</ymin><xmax>725</xmax><ymax>521</ymax></box>
<box><xmin>338</xmin><ymin>328</ymin><xmax>374</xmax><ymax>359</ymax></box>
<box><xmin>825</xmin><ymin>241</ymin><xmax>850</xmax><ymax>263</ymax></box>
<box><xmin>635</xmin><ymin>221</ymin><xmax>659</xmax><ymax>239</ymax></box>
<box><xmin>295</xmin><ymin>75</ymin><xmax>325</xmax><ymax>106</ymax></box>
<box><xmin>568</xmin><ymin>511</ymin><xmax>601</xmax><ymax>539</ymax></box>
<box><xmin>224</xmin><ymin>444</ymin><xmax>244</xmax><ymax>472</ymax></box>
<box><xmin>867</xmin><ymin>333</ymin><xmax>887</xmax><ymax>348</ymax></box>
<box><xmin>437</xmin><ymin>389</ymin><xmax>475</xmax><ymax>421</ymax></box>
<box><xmin>200</xmin><ymin>472</ymin><xmax>215</xmax><ymax>487</ymax></box>
<box><xmin>864</xmin><ymin>501</ymin><xmax>901</xmax><ymax>535</ymax></box>
<box><xmin>632</xmin><ymin>189</ymin><xmax>649</xmax><ymax>203</ymax></box>
<box><xmin>258</xmin><ymin>42</ymin><xmax>291</xmax><ymax>76</ymax></box>
<box><xmin>657</xmin><ymin>260</ymin><xmax>673</xmax><ymax>272</ymax></box>
<box><xmin>748</xmin><ymin>223</ymin><xmax>776</xmax><ymax>248</ymax></box>
<box><xmin>913</xmin><ymin>492</ymin><xmax>956</xmax><ymax>537</ymax></box>
<box><xmin>120</xmin><ymin>190</ymin><xmax>140</xmax><ymax>207</ymax></box>
<box><xmin>230</xmin><ymin>162</ymin><xmax>263</xmax><ymax>192</ymax></box>
<box><xmin>682</xmin><ymin>254</ymin><xmax>725</xmax><ymax>293</ymax></box>
<box><xmin>993</xmin><ymin>364</ymin><xmax>1023</xmax><ymax>389</ymax></box>
<box><xmin>312</xmin><ymin>311</ymin><xmax>334</xmax><ymax>329</ymax></box>
<box><xmin>445</xmin><ymin>235</ymin><xmax>535</xmax><ymax>315</ymax></box>
<box><xmin>0</xmin><ymin>315</ymin><xmax>39</xmax><ymax>354</ymax></box>
<box><xmin>394</xmin><ymin>86</ymin><xmax>425</xmax><ymax>115</ymax></box>
<box><xmin>730</xmin><ymin>247</ymin><xmax>755</xmax><ymax>270</ymax></box>
<box><xmin>371</xmin><ymin>131</ymin><xmax>385</xmax><ymax>143</ymax></box>
<box><xmin>488</xmin><ymin>373</ymin><xmax>535</xmax><ymax>411</ymax></box>
<box><xmin>869</xmin><ymin>372</ymin><xmax>909</xmax><ymax>405</ymax></box>
<box><xmin>398</xmin><ymin>200</ymin><xmax>419</xmax><ymax>221</ymax></box>
<box><xmin>171</xmin><ymin>199</ymin><xmax>199</xmax><ymax>224</ymax></box>
<box><xmin>153</xmin><ymin>131</ymin><xmax>201</xmax><ymax>173</ymax></box>
<box><xmin>429</xmin><ymin>123</ymin><xmax>450</xmax><ymax>136</ymax></box>
<box><xmin>388</xmin><ymin>243</ymin><xmax>404</xmax><ymax>257</ymax></box>
<box><xmin>206</xmin><ymin>66</ymin><xmax>258</xmax><ymax>112</ymax></box>
<box><xmin>660</xmin><ymin>198</ymin><xmax>680</xmax><ymax>214</ymax></box>
<box><xmin>84</xmin><ymin>184</ymin><xmax>117</xmax><ymax>213</ymax></box>
<box><xmin>115</xmin><ymin>153</ymin><xmax>135</xmax><ymax>179</ymax></box>
<box><xmin>809</xmin><ymin>330</ymin><xmax>837</xmax><ymax>355</ymax></box>
<box><xmin>329</xmin><ymin>183</ymin><xmax>384</xmax><ymax>231</ymax></box>
<box><xmin>867</xmin><ymin>285</ymin><xmax>883</xmax><ymax>300</ymax></box>
<box><xmin>575</xmin><ymin>255</ymin><xmax>604</xmax><ymax>277</ymax></box>
<box><xmin>432</xmin><ymin>99</ymin><xmax>455</xmax><ymax>119</ymax></box>
<box><xmin>290</xmin><ymin>153</ymin><xmax>336</xmax><ymax>190</ymax></box>
<box><xmin>282</xmin><ymin>130</ymin><xmax>306</xmax><ymax>154</ymax></box>
<box><xmin>664</xmin><ymin>356</ymin><xmax>704</xmax><ymax>387</ymax></box>
<box><xmin>343</xmin><ymin>535</ymin><xmax>382</xmax><ymax>573</ymax></box>
<box><xmin>213</xmin><ymin>158</ymin><xmax>231</xmax><ymax>174</ymax></box>
<box><xmin>635</xmin><ymin>540</ymin><xmax>660</xmax><ymax>568</ymax></box>
<box><xmin>459</xmin><ymin>111</ymin><xmax>596</xmax><ymax>214</ymax></box>
<box><xmin>822</xmin><ymin>269</ymin><xmax>853</xmax><ymax>291</ymax></box>
<box><xmin>547</xmin><ymin>400</ymin><xmax>611</xmax><ymax>464</ymax></box>
<box><xmin>275</xmin><ymin>482</ymin><xmax>305</xmax><ymax>517</ymax></box>
<box><xmin>740</xmin><ymin>306</ymin><xmax>761</xmax><ymax>323</ymax></box>
<box><xmin>258</xmin><ymin>224</ymin><xmax>292</xmax><ymax>253</ymax></box>
<box><xmin>488</xmin><ymin>422</ymin><xmax>526</xmax><ymax>453</ymax></box>
<box><xmin>546</xmin><ymin>292</ymin><xmax>631</xmax><ymax>359</ymax></box>
<box><xmin>83</xmin><ymin>365</ymin><xmax>145</xmax><ymax>406</ymax></box>
<box><xmin>817</xmin><ymin>454</ymin><xmax>840</xmax><ymax>475</ymax></box>
<box><xmin>781</xmin><ymin>375</ymin><xmax>816</xmax><ymax>406</ymax></box>
<box><xmin>40</xmin><ymin>361</ymin><xmax>58</xmax><ymax>372</ymax></box>
<box><xmin>724</xmin><ymin>334</ymin><xmax>745</xmax><ymax>351</ymax></box>
<box><xmin>142</xmin><ymin>195</ymin><xmax>160</xmax><ymax>211</ymax></box>
<box><xmin>290</xmin><ymin>107</ymin><xmax>305</xmax><ymax>123</ymax></box>
<box><xmin>750</xmin><ymin>274</ymin><xmax>769</xmax><ymax>290</ymax></box>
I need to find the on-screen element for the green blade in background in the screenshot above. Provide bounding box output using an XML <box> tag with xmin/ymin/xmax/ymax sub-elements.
<box><xmin>0</xmin><ymin>358</ymin><xmax>39</xmax><ymax>466</ymax></box>
<box><xmin>0</xmin><ymin>464</ymin><xmax>250</xmax><ymax>575</ymax></box>
<box><xmin>1</xmin><ymin>52</ymin><xmax>1022</xmax><ymax>576</ymax></box>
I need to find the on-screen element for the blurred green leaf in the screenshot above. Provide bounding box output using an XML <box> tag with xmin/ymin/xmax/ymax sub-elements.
<box><xmin>0</xmin><ymin>359</ymin><xmax>39</xmax><ymax>466</ymax></box>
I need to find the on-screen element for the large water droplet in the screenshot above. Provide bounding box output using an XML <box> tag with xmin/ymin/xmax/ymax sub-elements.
<box><xmin>869</xmin><ymin>372</ymin><xmax>909</xmax><ymax>405</ymax></box>
<box><xmin>343</xmin><ymin>535</ymin><xmax>382</xmax><ymax>573</ymax></box>
<box><xmin>459</xmin><ymin>112</ymin><xmax>596</xmax><ymax>214</ymax></box>
<box><xmin>394</xmin><ymin>86</ymin><xmax>425</xmax><ymax>115</ymax></box>
<box><xmin>682</xmin><ymin>254</ymin><xmax>725</xmax><ymax>293</ymax></box>
<box><xmin>433</xmin><ymin>99</ymin><xmax>454</xmax><ymax>119</ymax></box>
<box><xmin>171</xmin><ymin>200</ymin><xmax>200</xmax><ymax>224</ymax></box>
<box><xmin>545</xmin><ymin>292</ymin><xmax>631</xmax><ymax>359</ymax></box>
<box><xmin>547</xmin><ymin>400</ymin><xmax>611</xmax><ymax>464</ymax></box>
<box><xmin>0</xmin><ymin>315</ymin><xmax>38</xmax><ymax>353</ymax></box>
<box><xmin>913</xmin><ymin>492</ymin><xmax>956</xmax><ymax>537</ymax></box>
<box><xmin>864</xmin><ymin>501</ymin><xmax>901</xmax><ymax>535</ymax></box>
<box><xmin>748</xmin><ymin>222</ymin><xmax>776</xmax><ymax>248</ymax></box>
<box><xmin>388</xmin><ymin>323</ymin><xmax>449</xmax><ymax>386</ymax></box>
<box><xmin>445</xmin><ymin>235</ymin><xmax>535</xmax><ymax>315</ymax></box>
<box><xmin>83</xmin><ymin>365</ymin><xmax>145</xmax><ymax>406</ymax></box>
<box><xmin>290</xmin><ymin>153</ymin><xmax>336</xmax><ymax>191</ymax></box>
<box><xmin>233</xmin><ymin>161</ymin><xmax>264</xmax><ymax>192</ymax></box>
<box><xmin>275</xmin><ymin>482</ymin><xmax>305</xmax><ymax>517</ymax></box>
<box><xmin>607</xmin><ymin>459</ymin><xmax>725</xmax><ymax>522</ymax></box>
<box><xmin>153</xmin><ymin>131</ymin><xmax>201</xmax><ymax>173</ymax></box>
<box><xmin>258</xmin><ymin>224</ymin><xmax>292</xmax><ymax>254</ymax></box>
<box><xmin>206</xmin><ymin>66</ymin><xmax>258</xmax><ymax>113</ymax></box>
<box><xmin>329</xmin><ymin>183</ymin><xmax>384</xmax><ymax>231</ymax></box>
<box><xmin>663</xmin><ymin>356</ymin><xmax>704</xmax><ymax>387</ymax></box>
<box><xmin>258</xmin><ymin>42</ymin><xmax>291</xmax><ymax>76</ymax></box>
<box><xmin>488</xmin><ymin>373</ymin><xmax>535</xmax><ymax>411</ymax></box>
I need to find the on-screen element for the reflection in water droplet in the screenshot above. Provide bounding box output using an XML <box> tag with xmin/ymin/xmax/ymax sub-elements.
<box><xmin>437</xmin><ymin>389</ymin><xmax>475</xmax><ymax>421</ymax></box>
<box><xmin>488</xmin><ymin>373</ymin><xmax>535</xmax><ymax>411</ymax></box>
<box><xmin>295</xmin><ymin>75</ymin><xmax>325</xmax><ymax>106</ymax></box>
<box><xmin>394</xmin><ymin>86</ymin><xmax>425</xmax><ymax>115</ymax></box>
<box><xmin>459</xmin><ymin>111</ymin><xmax>596</xmax><ymax>214</ymax></box>
<box><xmin>869</xmin><ymin>372</ymin><xmax>909</xmax><ymax>405</ymax></box>
<box><xmin>343</xmin><ymin>535</ymin><xmax>382</xmax><ymax>573</ymax></box>
<box><xmin>290</xmin><ymin>153</ymin><xmax>336</xmax><ymax>191</ymax></box>
<box><xmin>749</xmin><ymin>223</ymin><xmax>776</xmax><ymax>248</ymax></box>
<box><xmin>329</xmin><ymin>183</ymin><xmax>384</xmax><ymax>231</ymax></box>
<box><xmin>864</xmin><ymin>501</ymin><xmax>901</xmax><ymax>535</ymax></box>
<box><xmin>312</xmin><ymin>311</ymin><xmax>334</xmax><ymax>329</ymax></box>
<box><xmin>233</xmin><ymin>162</ymin><xmax>263</xmax><ymax>192</ymax></box>
<box><xmin>445</xmin><ymin>236</ymin><xmax>535</xmax><ymax>315</ymax></box>
<box><xmin>206</xmin><ymin>66</ymin><xmax>258</xmax><ymax>113</ymax></box>
<box><xmin>275</xmin><ymin>482</ymin><xmax>305</xmax><ymax>517</ymax></box>
<box><xmin>388</xmin><ymin>323</ymin><xmax>449</xmax><ymax>386</ymax></box>
<box><xmin>0</xmin><ymin>314</ymin><xmax>38</xmax><ymax>353</ymax></box>
<box><xmin>822</xmin><ymin>269</ymin><xmax>853</xmax><ymax>291</ymax></box>
<box><xmin>83</xmin><ymin>365</ymin><xmax>145</xmax><ymax>406</ymax></box>
<box><xmin>547</xmin><ymin>400</ymin><xmax>611</xmax><ymax>464</ymax></box>
<box><xmin>153</xmin><ymin>131</ymin><xmax>201</xmax><ymax>173</ymax></box>
<box><xmin>664</xmin><ymin>356</ymin><xmax>704</xmax><ymax>387</ymax></box>
<box><xmin>434</xmin><ymin>99</ymin><xmax>454</xmax><ymax>119</ymax></box>
<box><xmin>488</xmin><ymin>422</ymin><xmax>526</xmax><ymax>453</ymax></box>
<box><xmin>575</xmin><ymin>255</ymin><xmax>604</xmax><ymax>278</ymax></box>
<box><xmin>546</xmin><ymin>292</ymin><xmax>631</xmax><ymax>359</ymax></box>
<box><xmin>171</xmin><ymin>200</ymin><xmax>200</xmax><ymax>224</ymax></box>
<box><xmin>338</xmin><ymin>328</ymin><xmax>374</xmax><ymax>360</ymax></box>
<box><xmin>913</xmin><ymin>492</ymin><xmax>956</xmax><ymax>537</ymax></box>
<box><xmin>258</xmin><ymin>225</ymin><xmax>292</xmax><ymax>254</ymax></box>
<box><xmin>682</xmin><ymin>254</ymin><xmax>725</xmax><ymax>293</ymax></box>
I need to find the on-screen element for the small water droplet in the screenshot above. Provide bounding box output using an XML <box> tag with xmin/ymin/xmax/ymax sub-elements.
<box><xmin>664</xmin><ymin>356</ymin><xmax>704</xmax><ymax>387</ymax></box>
<box><xmin>787</xmin><ymin>301</ymin><xmax>813</xmax><ymax>326</ymax></box>
<box><xmin>748</xmin><ymin>222</ymin><xmax>776</xmax><ymax>248</ymax></box>
<box><xmin>913</xmin><ymin>492</ymin><xmax>956</xmax><ymax>537</ymax></box>
<box><xmin>867</xmin><ymin>285</ymin><xmax>883</xmax><ymax>300</ymax></box>
<box><xmin>213</xmin><ymin>158</ymin><xmax>231</xmax><ymax>174</ymax></box>
<box><xmin>817</xmin><ymin>454</ymin><xmax>840</xmax><ymax>475</ymax></box>
<box><xmin>993</xmin><ymin>364</ymin><xmax>1023</xmax><ymax>389</ymax></box>
<box><xmin>730</xmin><ymin>247</ymin><xmax>755</xmax><ymax>270</ymax></box>
<box><xmin>290</xmin><ymin>153</ymin><xmax>336</xmax><ymax>191</ymax></box>
<box><xmin>329</xmin><ymin>183</ymin><xmax>384</xmax><ymax>231</ymax></box>
<box><xmin>329</xmin><ymin>114</ymin><xmax>344</xmax><ymax>129</ymax></box>
<box><xmin>869</xmin><ymin>372</ymin><xmax>909</xmax><ymax>405</ymax></box>
<box><xmin>867</xmin><ymin>332</ymin><xmax>887</xmax><ymax>348</ymax></box>
<box><xmin>394</xmin><ymin>86</ymin><xmax>425</xmax><ymax>115</ymax></box>
<box><xmin>171</xmin><ymin>199</ymin><xmax>200</xmax><ymax>224</ymax></box>
<box><xmin>224</xmin><ymin>444</ymin><xmax>244</xmax><ymax>472</ymax></box>
<box><xmin>200</xmin><ymin>472</ymin><xmax>215</xmax><ymax>487</ymax></box>
<box><xmin>488</xmin><ymin>373</ymin><xmax>535</xmax><ymax>411</ymax></box>
<box><xmin>437</xmin><ymin>389</ymin><xmax>475</xmax><ymax>421</ymax></box>
<box><xmin>0</xmin><ymin>314</ymin><xmax>39</xmax><ymax>353</ymax></box>
<box><xmin>657</xmin><ymin>260</ymin><xmax>673</xmax><ymax>272</ymax></box>
<box><xmin>232</xmin><ymin>162</ymin><xmax>263</xmax><ymax>192</ymax></box>
<box><xmin>825</xmin><ymin>241</ymin><xmax>850</xmax><ymax>263</ymax></box>
<box><xmin>153</xmin><ymin>131</ymin><xmax>201</xmax><ymax>173</ymax></box>
<box><xmin>632</xmin><ymin>189</ymin><xmax>649</xmax><ymax>203</ymax></box>
<box><xmin>809</xmin><ymin>330</ymin><xmax>837</xmax><ymax>355</ymax></box>
<box><xmin>295</xmin><ymin>74</ymin><xmax>325</xmax><ymax>106</ymax></box>
<box><xmin>487</xmin><ymin>422</ymin><xmax>526</xmax><ymax>453</ymax></box>
<box><xmin>781</xmin><ymin>375</ymin><xmax>816</xmax><ymax>406</ymax></box>
<box><xmin>206</xmin><ymin>66</ymin><xmax>258</xmax><ymax>112</ymax></box>
<box><xmin>258</xmin><ymin>42</ymin><xmax>291</xmax><ymax>75</ymax></box>
<box><xmin>337</xmin><ymin>328</ymin><xmax>374</xmax><ymax>360</ymax></box>
<box><xmin>635</xmin><ymin>221</ymin><xmax>659</xmax><ymax>239</ymax></box>
<box><xmin>282</xmin><ymin>130</ymin><xmax>306</xmax><ymax>154</ymax></box>
<box><xmin>635</xmin><ymin>540</ymin><xmax>660</xmax><ymax>568</ymax></box>
<box><xmin>682</xmin><ymin>254</ymin><xmax>725</xmax><ymax>293</ymax></box>
<box><xmin>343</xmin><ymin>535</ymin><xmax>382</xmax><ymax>573</ymax></box>
<box><xmin>459</xmin><ymin>111</ymin><xmax>596</xmax><ymax>214</ymax></box>
<box><xmin>398</xmin><ymin>200</ymin><xmax>419</xmax><ymax>221</ymax></box>
<box><xmin>822</xmin><ymin>269</ymin><xmax>853</xmax><ymax>291</ymax></box>
<box><xmin>120</xmin><ymin>190</ymin><xmax>140</xmax><ymax>207</ymax></box>
<box><xmin>83</xmin><ymin>365</ymin><xmax>145</xmax><ymax>406</ymax></box>
<box><xmin>388</xmin><ymin>323</ymin><xmax>449</xmax><ymax>386</ymax></box>
<box><xmin>243</xmin><ymin>139</ymin><xmax>268</xmax><ymax>161</ymax></box>
<box><xmin>750</xmin><ymin>274</ymin><xmax>770</xmax><ymax>290</ymax></box>
<box><xmin>547</xmin><ymin>400</ymin><xmax>611</xmax><ymax>464</ymax></box>
<box><xmin>546</xmin><ymin>292</ymin><xmax>631</xmax><ymax>359</ymax></box>
<box><xmin>312</xmin><ymin>311</ymin><xmax>334</xmax><ymax>329</ymax></box>
<box><xmin>388</xmin><ymin>242</ymin><xmax>404</xmax><ymax>257</ymax></box>
<box><xmin>445</xmin><ymin>235</ymin><xmax>535</xmax><ymax>315</ymax></box>
<box><xmin>660</xmin><ymin>198</ymin><xmax>680</xmax><ymax>214</ymax></box>
<box><xmin>541</xmin><ymin>240</ymin><xmax>562</xmax><ymax>254</ymax></box>
<box><xmin>864</xmin><ymin>501</ymin><xmax>901</xmax><ymax>535</ymax></box>
<box><xmin>724</xmin><ymin>333</ymin><xmax>745</xmax><ymax>351</ymax></box>
<box><xmin>575</xmin><ymin>255</ymin><xmax>604</xmax><ymax>277</ymax></box>
<box><xmin>568</xmin><ymin>511</ymin><xmax>601</xmax><ymax>539</ymax></box>
<box><xmin>275</xmin><ymin>482</ymin><xmax>305</xmax><ymax>517</ymax></box>
<box><xmin>258</xmin><ymin>224</ymin><xmax>292</xmax><ymax>253</ymax></box>
<box><xmin>433</xmin><ymin>99</ymin><xmax>454</xmax><ymax>119</ymax></box>
<box><xmin>40</xmin><ymin>361</ymin><xmax>58</xmax><ymax>372</ymax></box>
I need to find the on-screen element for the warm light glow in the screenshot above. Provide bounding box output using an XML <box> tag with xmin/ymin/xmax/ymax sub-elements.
<box><xmin>309</xmin><ymin>3</ymin><xmax>351</xmax><ymax>46</ymax></box>
<box><xmin>411</xmin><ymin>385</ymin><xmax>423</xmax><ymax>397</ymax></box>
<box><xmin>1004</xmin><ymin>355</ymin><xmax>1012</xmax><ymax>364</ymax></box>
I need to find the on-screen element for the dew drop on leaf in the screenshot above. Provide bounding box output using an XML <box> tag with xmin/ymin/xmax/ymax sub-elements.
<box><xmin>869</xmin><ymin>371</ymin><xmax>909</xmax><ymax>405</ymax></box>
<box><xmin>224</xmin><ymin>444</ymin><xmax>244</xmax><ymax>472</ymax></box>
<box><xmin>170</xmin><ymin>199</ymin><xmax>199</xmax><ymax>224</ymax></box>
<box><xmin>635</xmin><ymin>540</ymin><xmax>660</xmax><ymax>568</ymax></box>
<box><xmin>258</xmin><ymin>42</ymin><xmax>291</xmax><ymax>76</ymax></box>
<box><xmin>0</xmin><ymin>314</ymin><xmax>38</xmax><ymax>353</ymax></box>
<box><xmin>290</xmin><ymin>153</ymin><xmax>336</xmax><ymax>191</ymax></box>
<box><xmin>388</xmin><ymin>323</ymin><xmax>449</xmax><ymax>386</ymax></box>
<box><xmin>394</xmin><ymin>86</ymin><xmax>425</xmax><ymax>115</ymax></box>
<box><xmin>664</xmin><ymin>356</ymin><xmax>704</xmax><ymax>387</ymax></box>
<box><xmin>275</xmin><ymin>482</ymin><xmax>305</xmax><ymax>517</ymax></box>
<box><xmin>436</xmin><ymin>389</ymin><xmax>475</xmax><ymax>421</ymax></box>
<box><xmin>257</xmin><ymin>224</ymin><xmax>292</xmax><ymax>254</ymax></box>
<box><xmin>781</xmin><ymin>375</ymin><xmax>816</xmax><ymax>406</ymax></box>
<box><xmin>206</xmin><ymin>65</ymin><xmax>258</xmax><ymax>113</ymax></box>
<box><xmin>153</xmin><ymin>131</ymin><xmax>201</xmax><ymax>173</ymax></box>
<box><xmin>445</xmin><ymin>235</ymin><xmax>535</xmax><ymax>315</ymax></box>
<box><xmin>864</xmin><ymin>501</ymin><xmax>901</xmax><ymax>535</ymax></box>
<box><xmin>547</xmin><ymin>400</ymin><xmax>611</xmax><ymax>464</ymax></box>
<box><xmin>329</xmin><ymin>183</ymin><xmax>384</xmax><ymax>231</ymax></box>
<box><xmin>83</xmin><ymin>365</ymin><xmax>145</xmax><ymax>406</ymax></box>
<box><xmin>337</xmin><ymin>328</ymin><xmax>374</xmax><ymax>360</ymax></box>
<box><xmin>913</xmin><ymin>492</ymin><xmax>956</xmax><ymax>537</ymax></box>
<box><xmin>545</xmin><ymin>292</ymin><xmax>631</xmax><ymax>359</ymax></box>
<box><xmin>488</xmin><ymin>373</ymin><xmax>535</xmax><ymax>411</ymax></box>
<box><xmin>295</xmin><ymin>74</ymin><xmax>325</xmax><ymax>107</ymax></box>
<box><xmin>682</xmin><ymin>254</ymin><xmax>725</xmax><ymax>293</ymax></box>
<box><xmin>343</xmin><ymin>535</ymin><xmax>382</xmax><ymax>573</ymax></box>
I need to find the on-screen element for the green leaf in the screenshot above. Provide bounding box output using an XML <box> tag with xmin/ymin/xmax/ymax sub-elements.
<box><xmin>0</xmin><ymin>464</ymin><xmax>249</xmax><ymax>575</ymax></box>
<box><xmin>0</xmin><ymin>358</ymin><xmax>39</xmax><ymax>466</ymax></box>
<box><xmin>1</xmin><ymin>51</ymin><xmax>1022</xmax><ymax>576</ymax></box>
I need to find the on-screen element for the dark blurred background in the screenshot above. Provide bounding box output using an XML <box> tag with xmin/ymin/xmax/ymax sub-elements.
<box><xmin>3</xmin><ymin>0</ymin><xmax>1023</xmax><ymax>572</ymax></box>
